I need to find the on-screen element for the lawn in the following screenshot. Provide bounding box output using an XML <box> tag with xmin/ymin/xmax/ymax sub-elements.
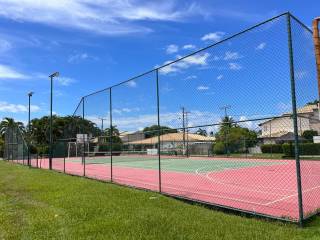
<box><xmin>0</xmin><ymin>161</ymin><xmax>320</xmax><ymax>239</ymax></box>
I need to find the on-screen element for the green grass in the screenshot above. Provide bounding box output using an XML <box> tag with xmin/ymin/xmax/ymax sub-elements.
<box><xmin>0</xmin><ymin>161</ymin><xmax>320</xmax><ymax>239</ymax></box>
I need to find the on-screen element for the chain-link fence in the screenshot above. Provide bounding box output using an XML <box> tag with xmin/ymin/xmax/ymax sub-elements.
<box><xmin>5</xmin><ymin>12</ymin><xmax>320</xmax><ymax>225</ymax></box>
<box><xmin>3</xmin><ymin>125</ymin><xmax>28</xmax><ymax>165</ymax></box>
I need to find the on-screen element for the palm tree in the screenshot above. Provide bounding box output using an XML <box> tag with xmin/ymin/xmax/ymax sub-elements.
<box><xmin>0</xmin><ymin>117</ymin><xmax>25</xmax><ymax>136</ymax></box>
<box><xmin>196</xmin><ymin>128</ymin><xmax>207</xmax><ymax>136</ymax></box>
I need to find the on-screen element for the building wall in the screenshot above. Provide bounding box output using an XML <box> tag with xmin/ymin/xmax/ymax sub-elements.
<box><xmin>260</xmin><ymin>116</ymin><xmax>311</xmax><ymax>137</ymax></box>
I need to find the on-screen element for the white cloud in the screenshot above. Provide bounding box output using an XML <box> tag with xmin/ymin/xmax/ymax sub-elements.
<box><xmin>277</xmin><ymin>102</ymin><xmax>291</xmax><ymax>112</ymax></box>
<box><xmin>223</xmin><ymin>51</ymin><xmax>242</xmax><ymax>60</ymax></box>
<box><xmin>159</xmin><ymin>52</ymin><xmax>210</xmax><ymax>74</ymax></box>
<box><xmin>182</xmin><ymin>44</ymin><xmax>196</xmax><ymax>50</ymax></box>
<box><xmin>68</xmin><ymin>53</ymin><xmax>91</xmax><ymax>63</ymax></box>
<box><xmin>197</xmin><ymin>85</ymin><xmax>209</xmax><ymax>91</ymax></box>
<box><xmin>213</xmin><ymin>56</ymin><xmax>220</xmax><ymax>61</ymax></box>
<box><xmin>0</xmin><ymin>64</ymin><xmax>29</xmax><ymax>79</ymax></box>
<box><xmin>256</xmin><ymin>42</ymin><xmax>266</xmax><ymax>50</ymax></box>
<box><xmin>238</xmin><ymin>116</ymin><xmax>255</xmax><ymax>129</ymax></box>
<box><xmin>184</xmin><ymin>75</ymin><xmax>197</xmax><ymax>80</ymax></box>
<box><xmin>126</xmin><ymin>80</ymin><xmax>137</xmax><ymax>87</ymax></box>
<box><xmin>166</xmin><ymin>44</ymin><xmax>178</xmax><ymax>54</ymax></box>
<box><xmin>113</xmin><ymin>107</ymin><xmax>140</xmax><ymax>115</ymax></box>
<box><xmin>217</xmin><ymin>75</ymin><xmax>223</xmax><ymax>80</ymax></box>
<box><xmin>0</xmin><ymin>1</ymin><xmax>206</xmax><ymax>35</ymax></box>
<box><xmin>229</xmin><ymin>62</ymin><xmax>242</xmax><ymax>70</ymax></box>
<box><xmin>109</xmin><ymin>110</ymin><xmax>221</xmax><ymax>132</ymax></box>
<box><xmin>0</xmin><ymin>101</ymin><xmax>40</xmax><ymax>113</ymax></box>
<box><xmin>57</xmin><ymin>77</ymin><xmax>76</xmax><ymax>86</ymax></box>
<box><xmin>201</xmin><ymin>32</ymin><xmax>225</xmax><ymax>42</ymax></box>
<box><xmin>295</xmin><ymin>70</ymin><xmax>308</xmax><ymax>80</ymax></box>
<box><xmin>0</xmin><ymin>39</ymin><xmax>11</xmax><ymax>53</ymax></box>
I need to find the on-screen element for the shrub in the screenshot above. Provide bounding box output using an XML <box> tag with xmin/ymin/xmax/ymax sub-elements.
<box><xmin>213</xmin><ymin>142</ymin><xmax>225</xmax><ymax>155</ymax></box>
<box><xmin>99</xmin><ymin>143</ymin><xmax>122</xmax><ymax>152</ymax></box>
<box><xmin>282</xmin><ymin>143</ymin><xmax>320</xmax><ymax>156</ymax></box>
<box><xmin>261</xmin><ymin>144</ymin><xmax>283</xmax><ymax>154</ymax></box>
<box><xmin>29</xmin><ymin>145</ymin><xmax>38</xmax><ymax>154</ymax></box>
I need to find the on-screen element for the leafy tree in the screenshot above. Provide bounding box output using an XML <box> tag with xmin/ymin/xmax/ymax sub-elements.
<box><xmin>302</xmin><ymin>130</ymin><xmax>318</xmax><ymax>142</ymax></box>
<box><xmin>31</xmin><ymin>115</ymin><xmax>101</xmax><ymax>145</ymax></box>
<box><xmin>196</xmin><ymin>128</ymin><xmax>207</xmax><ymax>136</ymax></box>
<box><xmin>143</xmin><ymin>125</ymin><xmax>177</xmax><ymax>138</ymax></box>
<box><xmin>306</xmin><ymin>100</ymin><xmax>319</xmax><ymax>105</ymax></box>
<box><xmin>215</xmin><ymin>117</ymin><xmax>257</xmax><ymax>154</ymax></box>
<box><xmin>99</xmin><ymin>126</ymin><xmax>122</xmax><ymax>151</ymax></box>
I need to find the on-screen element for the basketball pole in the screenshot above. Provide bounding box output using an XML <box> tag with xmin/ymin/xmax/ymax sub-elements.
<box><xmin>313</xmin><ymin>17</ymin><xmax>320</xmax><ymax>102</ymax></box>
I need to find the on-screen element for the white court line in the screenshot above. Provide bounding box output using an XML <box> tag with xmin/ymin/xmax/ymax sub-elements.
<box><xmin>195</xmin><ymin>166</ymin><xmax>296</xmax><ymax>194</ymax></box>
<box><xmin>265</xmin><ymin>184</ymin><xmax>320</xmax><ymax>206</ymax></box>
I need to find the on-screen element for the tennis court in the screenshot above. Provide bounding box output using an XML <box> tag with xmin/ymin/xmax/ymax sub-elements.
<box><xmin>30</xmin><ymin>154</ymin><xmax>320</xmax><ymax>221</ymax></box>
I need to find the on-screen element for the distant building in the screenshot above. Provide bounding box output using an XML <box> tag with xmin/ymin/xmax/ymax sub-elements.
<box><xmin>120</xmin><ymin>131</ymin><xmax>145</xmax><ymax>143</ymax></box>
<box><xmin>259</xmin><ymin>103</ymin><xmax>320</xmax><ymax>144</ymax></box>
<box><xmin>125</xmin><ymin>132</ymin><xmax>215</xmax><ymax>155</ymax></box>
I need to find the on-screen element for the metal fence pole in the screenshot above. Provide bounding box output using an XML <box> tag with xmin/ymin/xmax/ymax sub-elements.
<box><xmin>82</xmin><ymin>97</ymin><xmax>86</xmax><ymax>177</ymax></box>
<box><xmin>109</xmin><ymin>88</ymin><xmax>113</xmax><ymax>182</ymax></box>
<box><xmin>63</xmin><ymin>141</ymin><xmax>66</xmax><ymax>173</ymax></box>
<box><xmin>287</xmin><ymin>13</ymin><xmax>304</xmax><ymax>226</ymax></box>
<box><xmin>156</xmin><ymin>69</ymin><xmax>162</xmax><ymax>193</ymax></box>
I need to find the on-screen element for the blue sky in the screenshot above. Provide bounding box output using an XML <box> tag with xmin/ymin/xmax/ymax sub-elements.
<box><xmin>0</xmin><ymin>0</ymin><xmax>319</xmax><ymax>132</ymax></box>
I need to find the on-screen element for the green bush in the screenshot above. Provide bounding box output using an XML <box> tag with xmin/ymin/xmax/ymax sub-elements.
<box><xmin>99</xmin><ymin>143</ymin><xmax>122</xmax><ymax>152</ymax></box>
<box><xmin>282</xmin><ymin>143</ymin><xmax>320</xmax><ymax>156</ymax></box>
<box><xmin>261</xmin><ymin>144</ymin><xmax>283</xmax><ymax>154</ymax></box>
<box><xmin>29</xmin><ymin>145</ymin><xmax>38</xmax><ymax>154</ymax></box>
<box><xmin>213</xmin><ymin>142</ymin><xmax>225</xmax><ymax>155</ymax></box>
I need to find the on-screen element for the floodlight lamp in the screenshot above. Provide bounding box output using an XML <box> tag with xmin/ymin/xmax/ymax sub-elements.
<box><xmin>49</xmin><ymin>72</ymin><xmax>59</xmax><ymax>78</ymax></box>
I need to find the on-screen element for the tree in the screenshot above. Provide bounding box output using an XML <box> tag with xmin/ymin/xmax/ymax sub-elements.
<box><xmin>99</xmin><ymin>125</ymin><xmax>122</xmax><ymax>152</ymax></box>
<box><xmin>214</xmin><ymin>117</ymin><xmax>257</xmax><ymax>154</ymax></box>
<box><xmin>0</xmin><ymin>136</ymin><xmax>4</xmax><ymax>158</ymax></box>
<box><xmin>302</xmin><ymin>130</ymin><xmax>318</xmax><ymax>142</ymax></box>
<box><xmin>29</xmin><ymin>115</ymin><xmax>101</xmax><ymax>154</ymax></box>
<box><xmin>306</xmin><ymin>100</ymin><xmax>319</xmax><ymax>105</ymax></box>
<box><xmin>143</xmin><ymin>125</ymin><xmax>177</xmax><ymax>138</ymax></box>
<box><xmin>0</xmin><ymin>117</ymin><xmax>25</xmax><ymax>136</ymax></box>
<box><xmin>196</xmin><ymin>128</ymin><xmax>207</xmax><ymax>136</ymax></box>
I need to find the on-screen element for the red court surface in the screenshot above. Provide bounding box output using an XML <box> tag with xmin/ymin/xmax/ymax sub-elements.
<box><xmin>21</xmin><ymin>156</ymin><xmax>320</xmax><ymax>221</ymax></box>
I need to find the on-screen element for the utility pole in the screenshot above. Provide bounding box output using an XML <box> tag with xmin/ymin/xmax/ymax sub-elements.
<box><xmin>98</xmin><ymin>117</ymin><xmax>107</xmax><ymax>133</ymax></box>
<box><xmin>220</xmin><ymin>105</ymin><xmax>231</xmax><ymax>156</ymax></box>
<box><xmin>180</xmin><ymin>107</ymin><xmax>190</xmax><ymax>156</ymax></box>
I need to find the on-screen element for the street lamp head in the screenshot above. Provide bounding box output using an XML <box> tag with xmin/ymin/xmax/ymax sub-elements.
<box><xmin>49</xmin><ymin>72</ymin><xmax>59</xmax><ymax>78</ymax></box>
<box><xmin>28</xmin><ymin>91</ymin><xmax>34</xmax><ymax>97</ymax></box>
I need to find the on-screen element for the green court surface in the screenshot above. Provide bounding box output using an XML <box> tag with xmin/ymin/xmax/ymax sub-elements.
<box><xmin>69</xmin><ymin>156</ymin><xmax>284</xmax><ymax>173</ymax></box>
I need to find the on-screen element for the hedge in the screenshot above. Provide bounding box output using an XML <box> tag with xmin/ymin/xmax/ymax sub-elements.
<box><xmin>282</xmin><ymin>143</ymin><xmax>320</xmax><ymax>156</ymax></box>
<box><xmin>213</xmin><ymin>142</ymin><xmax>225</xmax><ymax>155</ymax></box>
<box><xmin>261</xmin><ymin>144</ymin><xmax>283</xmax><ymax>154</ymax></box>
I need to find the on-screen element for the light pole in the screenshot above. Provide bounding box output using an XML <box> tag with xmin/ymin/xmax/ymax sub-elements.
<box><xmin>49</xmin><ymin>72</ymin><xmax>59</xmax><ymax>170</ymax></box>
<box><xmin>28</xmin><ymin>91</ymin><xmax>34</xmax><ymax>166</ymax></box>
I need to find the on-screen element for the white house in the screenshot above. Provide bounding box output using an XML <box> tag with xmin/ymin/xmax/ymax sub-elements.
<box><xmin>259</xmin><ymin>103</ymin><xmax>320</xmax><ymax>144</ymax></box>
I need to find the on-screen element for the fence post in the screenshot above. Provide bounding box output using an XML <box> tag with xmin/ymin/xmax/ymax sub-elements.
<box><xmin>82</xmin><ymin>97</ymin><xmax>86</xmax><ymax>177</ymax></box>
<box><xmin>287</xmin><ymin>12</ymin><xmax>304</xmax><ymax>226</ymax></box>
<box><xmin>63</xmin><ymin>141</ymin><xmax>66</xmax><ymax>173</ymax></box>
<box><xmin>156</xmin><ymin>69</ymin><xmax>162</xmax><ymax>193</ymax></box>
<box><xmin>109</xmin><ymin>88</ymin><xmax>113</xmax><ymax>182</ymax></box>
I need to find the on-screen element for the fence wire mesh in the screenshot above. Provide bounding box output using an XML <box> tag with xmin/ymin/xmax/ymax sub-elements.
<box><xmin>5</xmin><ymin>13</ymin><xmax>320</xmax><ymax>224</ymax></box>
